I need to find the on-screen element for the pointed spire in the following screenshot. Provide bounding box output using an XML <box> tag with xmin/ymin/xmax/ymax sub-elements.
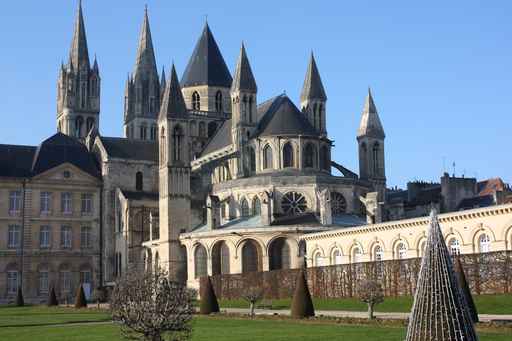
<box><xmin>357</xmin><ymin>88</ymin><xmax>385</xmax><ymax>139</ymax></box>
<box><xmin>133</xmin><ymin>5</ymin><xmax>158</xmax><ymax>79</ymax></box>
<box><xmin>231</xmin><ymin>42</ymin><xmax>257</xmax><ymax>92</ymax></box>
<box><xmin>405</xmin><ymin>209</ymin><xmax>478</xmax><ymax>341</ymax></box>
<box><xmin>92</xmin><ymin>54</ymin><xmax>99</xmax><ymax>72</ymax></box>
<box><xmin>160</xmin><ymin>65</ymin><xmax>167</xmax><ymax>90</ymax></box>
<box><xmin>300</xmin><ymin>52</ymin><xmax>327</xmax><ymax>102</ymax></box>
<box><xmin>159</xmin><ymin>64</ymin><xmax>188</xmax><ymax>119</ymax></box>
<box><xmin>181</xmin><ymin>22</ymin><xmax>232</xmax><ymax>88</ymax></box>
<box><xmin>69</xmin><ymin>0</ymin><xmax>90</xmax><ymax>70</ymax></box>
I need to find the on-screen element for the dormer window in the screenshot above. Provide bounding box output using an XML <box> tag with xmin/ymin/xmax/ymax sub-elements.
<box><xmin>192</xmin><ymin>91</ymin><xmax>200</xmax><ymax>110</ymax></box>
<box><xmin>215</xmin><ymin>91</ymin><xmax>223</xmax><ymax>113</ymax></box>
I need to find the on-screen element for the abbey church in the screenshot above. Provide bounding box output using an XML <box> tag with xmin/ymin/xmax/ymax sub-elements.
<box><xmin>1</xmin><ymin>2</ymin><xmax>511</xmax><ymax>302</ymax></box>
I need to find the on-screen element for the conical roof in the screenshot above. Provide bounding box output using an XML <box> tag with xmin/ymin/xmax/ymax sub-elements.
<box><xmin>133</xmin><ymin>6</ymin><xmax>158</xmax><ymax>80</ymax></box>
<box><xmin>181</xmin><ymin>23</ymin><xmax>232</xmax><ymax>88</ymax></box>
<box><xmin>405</xmin><ymin>209</ymin><xmax>478</xmax><ymax>341</ymax></box>
<box><xmin>300</xmin><ymin>53</ymin><xmax>327</xmax><ymax>102</ymax></box>
<box><xmin>231</xmin><ymin>43</ymin><xmax>257</xmax><ymax>92</ymax></box>
<box><xmin>69</xmin><ymin>0</ymin><xmax>90</xmax><ymax>70</ymax></box>
<box><xmin>159</xmin><ymin>64</ymin><xmax>187</xmax><ymax>119</ymax></box>
<box><xmin>357</xmin><ymin>88</ymin><xmax>385</xmax><ymax>139</ymax></box>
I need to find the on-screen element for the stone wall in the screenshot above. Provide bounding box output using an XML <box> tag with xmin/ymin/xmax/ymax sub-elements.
<box><xmin>205</xmin><ymin>251</ymin><xmax>512</xmax><ymax>300</ymax></box>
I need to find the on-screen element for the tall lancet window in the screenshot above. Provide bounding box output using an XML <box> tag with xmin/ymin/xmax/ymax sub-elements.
<box><xmin>242</xmin><ymin>95</ymin><xmax>248</xmax><ymax>121</ymax></box>
<box><xmin>248</xmin><ymin>97</ymin><xmax>254</xmax><ymax>123</ymax></box>
<box><xmin>192</xmin><ymin>91</ymin><xmax>200</xmax><ymax>110</ymax></box>
<box><xmin>215</xmin><ymin>91</ymin><xmax>223</xmax><ymax>113</ymax></box>
<box><xmin>318</xmin><ymin>104</ymin><xmax>323</xmax><ymax>130</ymax></box>
<box><xmin>172</xmin><ymin>125</ymin><xmax>183</xmax><ymax>162</ymax></box>
<box><xmin>372</xmin><ymin>142</ymin><xmax>380</xmax><ymax>175</ymax></box>
<box><xmin>81</xmin><ymin>82</ymin><xmax>87</xmax><ymax>109</ymax></box>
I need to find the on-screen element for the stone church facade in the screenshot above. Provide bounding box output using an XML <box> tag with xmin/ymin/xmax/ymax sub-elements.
<box><xmin>1</xmin><ymin>2</ymin><xmax>511</xmax><ymax>302</ymax></box>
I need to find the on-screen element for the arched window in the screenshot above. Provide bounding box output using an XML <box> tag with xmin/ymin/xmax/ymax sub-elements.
<box><xmin>318</xmin><ymin>104</ymin><xmax>323</xmax><ymax>130</ymax></box>
<box><xmin>252</xmin><ymin>197</ymin><xmax>261</xmax><ymax>216</ymax></box>
<box><xmin>150</xmin><ymin>125</ymin><xmax>157</xmax><ymax>141</ymax></box>
<box><xmin>192</xmin><ymin>91</ymin><xmax>200</xmax><ymax>110</ymax></box>
<box><xmin>194</xmin><ymin>244</ymin><xmax>207</xmax><ymax>278</ymax></box>
<box><xmin>448</xmin><ymin>238</ymin><xmax>461</xmax><ymax>255</ymax></box>
<box><xmin>396</xmin><ymin>242</ymin><xmax>407</xmax><ymax>259</ymax></box>
<box><xmin>332</xmin><ymin>249</ymin><xmax>342</xmax><ymax>265</ymax></box>
<box><xmin>198</xmin><ymin>122</ymin><xmax>206</xmax><ymax>137</ymax></box>
<box><xmin>215</xmin><ymin>91</ymin><xmax>223</xmax><ymax>113</ymax></box>
<box><xmin>263</xmin><ymin>144</ymin><xmax>273</xmax><ymax>169</ymax></box>
<box><xmin>320</xmin><ymin>145</ymin><xmax>330</xmax><ymax>171</ymax></box>
<box><xmin>248</xmin><ymin>147</ymin><xmax>256</xmax><ymax>173</ymax></box>
<box><xmin>478</xmin><ymin>234</ymin><xmax>491</xmax><ymax>253</ymax></box>
<box><xmin>248</xmin><ymin>97</ymin><xmax>253</xmax><ymax>123</ymax></box>
<box><xmin>208</xmin><ymin>122</ymin><xmax>218</xmax><ymax>138</ymax></box>
<box><xmin>360</xmin><ymin>142</ymin><xmax>368</xmax><ymax>176</ymax></box>
<box><xmin>242</xmin><ymin>240</ymin><xmax>260</xmax><ymax>273</ymax></box>
<box><xmin>313</xmin><ymin>103</ymin><xmax>318</xmax><ymax>129</ymax></box>
<box><xmin>81</xmin><ymin>82</ymin><xmax>87</xmax><ymax>109</ymax></box>
<box><xmin>314</xmin><ymin>252</ymin><xmax>323</xmax><ymax>267</ymax></box>
<box><xmin>86</xmin><ymin>117</ymin><xmax>95</xmax><ymax>133</ymax></box>
<box><xmin>372</xmin><ymin>142</ymin><xmax>380</xmax><ymax>175</ymax></box>
<box><xmin>281</xmin><ymin>192</ymin><xmax>308</xmax><ymax>215</ymax></box>
<box><xmin>160</xmin><ymin>127</ymin><xmax>166</xmax><ymax>164</ymax></box>
<box><xmin>212</xmin><ymin>241</ymin><xmax>230</xmax><ymax>275</ymax></box>
<box><xmin>242</xmin><ymin>95</ymin><xmax>248</xmax><ymax>121</ymax></box>
<box><xmin>374</xmin><ymin>245</ymin><xmax>384</xmax><ymax>261</ymax></box>
<box><xmin>303</xmin><ymin>143</ymin><xmax>317</xmax><ymax>168</ymax></box>
<box><xmin>282</xmin><ymin>143</ymin><xmax>294</xmax><ymax>168</ymax></box>
<box><xmin>330</xmin><ymin>192</ymin><xmax>347</xmax><ymax>216</ymax></box>
<box><xmin>75</xmin><ymin>116</ymin><xmax>84</xmax><ymax>138</ymax></box>
<box><xmin>240</xmin><ymin>198</ymin><xmax>250</xmax><ymax>217</ymax></box>
<box><xmin>352</xmin><ymin>246</ymin><xmax>362</xmax><ymax>263</ymax></box>
<box><xmin>140</xmin><ymin>124</ymin><xmax>147</xmax><ymax>140</ymax></box>
<box><xmin>135</xmin><ymin>172</ymin><xmax>143</xmax><ymax>191</ymax></box>
<box><xmin>172</xmin><ymin>125</ymin><xmax>183</xmax><ymax>162</ymax></box>
<box><xmin>269</xmin><ymin>238</ymin><xmax>290</xmax><ymax>270</ymax></box>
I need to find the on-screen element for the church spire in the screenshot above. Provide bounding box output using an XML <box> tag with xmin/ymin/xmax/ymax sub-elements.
<box><xmin>133</xmin><ymin>5</ymin><xmax>158</xmax><ymax>80</ymax></box>
<box><xmin>300</xmin><ymin>52</ymin><xmax>327</xmax><ymax>102</ymax></box>
<box><xmin>231</xmin><ymin>43</ymin><xmax>257</xmax><ymax>93</ymax></box>
<box><xmin>69</xmin><ymin>0</ymin><xmax>90</xmax><ymax>70</ymax></box>
<box><xmin>160</xmin><ymin>65</ymin><xmax>166</xmax><ymax>93</ymax></box>
<box><xmin>406</xmin><ymin>209</ymin><xmax>478</xmax><ymax>341</ymax></box>
<box><xmin>159</xmin><ymin>64</ymin><xmax>187</xmax><ymax>119</ymax></box>
<box><xmin>357</xmin><ymin>88</ymin><xmax>385</xmax><ymax>139</ymax></box>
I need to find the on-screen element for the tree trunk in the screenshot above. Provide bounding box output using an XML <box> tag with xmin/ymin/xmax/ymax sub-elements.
<box><xmin>368</xmin><ymin>303</ymin><xmax>374</xmax><ymax>320</ymax></box>
<box><xmin>250</xmin><ymin>302</ymin><xmax>255</xmax><ymax>317</ymax></box>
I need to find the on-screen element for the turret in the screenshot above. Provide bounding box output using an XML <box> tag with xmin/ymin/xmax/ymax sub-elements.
<box><xmin>57</xmin><ymin>0</ymin><xmax>100</xmax><ymax>139</ymax></box>
<box><xmin>300</xmin><ymin>53</ymin><xmax>327</xmax><ymax>136</ymax></box>
<box><xmin>230</xmin><ymin>43</ymin><xmax>257</xmax><ymax>178</ymax></box>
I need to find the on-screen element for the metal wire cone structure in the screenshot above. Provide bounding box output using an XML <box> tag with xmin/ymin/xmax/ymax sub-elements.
<box><xmin>405</xmin><ymin>209</ymin><xmax>478</xmax><ymax>341</ymax></box>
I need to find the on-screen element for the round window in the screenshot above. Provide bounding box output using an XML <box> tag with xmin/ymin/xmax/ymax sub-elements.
<box><xmin>281</xmin><ymin>192</ymin><xmax>307</xmax><ymax>215</ymax></box>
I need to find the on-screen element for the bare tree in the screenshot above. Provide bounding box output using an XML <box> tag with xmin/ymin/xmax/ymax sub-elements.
<box><xmin>358</xmin><ymin>279</ymin><xmax>384</xmax><ymax>320</ymax></box>
<box><xmin>242</xmin><ymin>287</ymin><xmax>263</xmax><ymax>317</ymax></box>
<box><xmin>91</xmin><ymin>287</ymin><xmax>105</xmax><ymax>309</ymax></box>
<box><xmin>111</xmin><ymin>268</ymin><xmax>194</xmax><ymax>341</ymax></box>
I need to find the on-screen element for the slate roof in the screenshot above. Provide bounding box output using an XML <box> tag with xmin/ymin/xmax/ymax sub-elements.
<box><xmin>100</xmin><ymin>136</ymin><xmax>157</xmax><ymax>162</ymax></box>
<box><xmin>457</xmin><ymin>195</ymin><xmax>495</xmax><ymax>210</ymax></box>
<box><xmin>231</xmin><ymin>43</ymin><xmax>257</xmax><ymax>92</ymax></box>
<box><xmin>300</xmin><ymin>53</ymin><xmax>327</xmax><ymax>101</ymax></box>
<box><xmin>200</xmin><ymin>119</ymin><xmax>232</xmax><ymax>156</ymax></box>
<box><xmin>357</xmin><ymin>88</ymin><xmax>385</xmax><ymax>139</ymax></box>
<box><xmin>255</xmin><ymin>95</ymin><xmax>317</xmax><ymax>137</ymax></box>
<box><xmin>132</xmin><ymin>6</ymin><xmax>158</xmax><ymax>81</ymax></box>
<box><xmin>159</xmin><ymin>64</ymin><xmax>188</xmax><ymax>119</ymax></box>
<box><xmin>69</xmin><ymin>0</ymin><xmax>90</xmax><ymax>70</ymax></box>
<box><xmin>0</xmin><ymin>133</ymin><xmax>100</xmax><ymax>179</ymax></box>
<box><xmin>181</xmin><ymin>23</ymin><xmax>232</xmax><ymax>88</ymax></box>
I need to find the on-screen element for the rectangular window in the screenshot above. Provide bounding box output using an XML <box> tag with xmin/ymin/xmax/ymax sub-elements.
<box><xmin>40</xmin><ymin>192</ymin><xmax>52</xmax><ymax>214</ymax></box>
<box><xmin>9</xmin><ymin>190</ymin><xmax>22</xmax><ymax>214</ymax></box>
<box><xmin>61</xmin><ymin>271</ymin><xmax>71</xmax><ymax>293</ymax></box>
<box><xmin>61</xmin><ymin>226</ymin><xmax>72</xmax><ymax>249</ymax></box>
<box><xmin>8</xmin><ymin>225</ymin><xmax>21</xmax><ymax>248</ymax></box>
<box><xmin>80</xmin><ymin>270</ymin><xmax>92</xmax><ymax>284</ymax></box>
<box><xmin>81</xmin><ymin>193</ymin><xmax>93</xmax><ymax>215</ymax></box>
<box><xmin>40</xmin><ymin>226</ymin><xmax>51</xmax><ymax>249</ymax></box>
<box><xmin>7</xmin><ymin>271</ymin><xmax>18</xmax><ymax>294</ymax></box>
<box><xmin>61</xmin><ymin>192</ymin><xmax>72</xmax><ymax>214</ymax></box>
<box><xmin>39</xmin><ymin>271</ymin><xmax>49</xmax><ymax>294</ymax></box>
<box><xmin>80</xmin><ymin>226</ymin><xmax>92</xmax><ymax>249</ymax></box>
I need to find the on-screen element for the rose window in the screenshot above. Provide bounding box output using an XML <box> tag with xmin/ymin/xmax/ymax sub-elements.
<box><xmin>330</xmin><ymin>192</ymin><xmax>347</xmax><ymax>216</ymax></box>
<box><xmin>281</xmin><ymin>192</ymin><xmax>308</xmax><ymax>215</ymax></box>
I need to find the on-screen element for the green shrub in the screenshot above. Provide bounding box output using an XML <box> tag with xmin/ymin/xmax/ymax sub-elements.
<box><xmin>47</xmin><ymin>286</ymin><xmax>59</xmax><ymax>306</ymax></box>
<box><xmin>75</xmin><ymin>285</ymin><xmax>87</xmax><ymax>308</ymax></box>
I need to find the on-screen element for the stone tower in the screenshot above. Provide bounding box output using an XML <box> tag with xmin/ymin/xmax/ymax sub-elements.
<box><xmin>406</xmin><ymin>209</ymin><xmax>478</xmax><ymax>341</ymax></box>
<box><xmin>158</xmin><ymin>64</ymin><xmax>191</xmax><ymax>281</ymax></box>
<box><xmin>124</xmin><ymin>6</ymin><xmax>161</xmax><ymax>141</ymax></box>
<box><xmin>357</xmin><ymin>88</ymin><xmax>386</xmax><ymax>199</ymax></box>
<box><xmin>180</xmin><ymin>22</ymin><xmax>232</xmax><ymax>114</ymax></box>
<box><xmin>300</xmin><ymin>53</ymin><xmax>327</xmax><ymax>136</ymax></box>
<box><xmin>57</xmin><ymin>0</ymin><xmax>100</xmax><ymax>139</ymax></box>
<box><xmin>230</xmin><ymin>43</ymin><xmax>257</xmax><ymax>178</ymax></box>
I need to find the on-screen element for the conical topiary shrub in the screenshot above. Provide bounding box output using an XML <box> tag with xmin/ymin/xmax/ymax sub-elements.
<box><xmin>455</xmin><ymin>256</ymin><xmax>479</xmax><ymax>323</ymax></box>
<box><xmin>291</xmin><ymin>270</ymin><xmax>315</xmax><ymax>318</ymax></box>
<box><xmin>199</xmin><ymin>276</ymin><xmax>219</xmax><ymax>314</ymax></box>
<box><xmin>16</xmin><ymin>286</ymin><xmax>24</xmax><ymax>307</ymax></box>
<box><xmin>47</xmin><ymin>286</ymin><xmax>59</xmax><ymax>306</ymax></box>
<box><xmin>75</xmin><ymin>285</ymin><xmax>87</xmax><ymax>308</ymax></box>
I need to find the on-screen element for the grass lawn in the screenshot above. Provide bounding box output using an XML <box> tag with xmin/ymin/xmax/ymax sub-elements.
<box><xmin>220</xmin><ymin>294</ymin><xmax>512</xmax><ymax>314</ymax></box>
<box><xmin>0</xmin><ymin>307</ymin><xmax>511</xmax><ymax>341</ymax></box>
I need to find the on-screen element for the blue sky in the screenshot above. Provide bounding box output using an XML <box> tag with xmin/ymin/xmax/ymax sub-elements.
<box><xmin>0</xmin><ymin>1</ymin><xmax>510</xmax><ymax>188</ymax></box>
